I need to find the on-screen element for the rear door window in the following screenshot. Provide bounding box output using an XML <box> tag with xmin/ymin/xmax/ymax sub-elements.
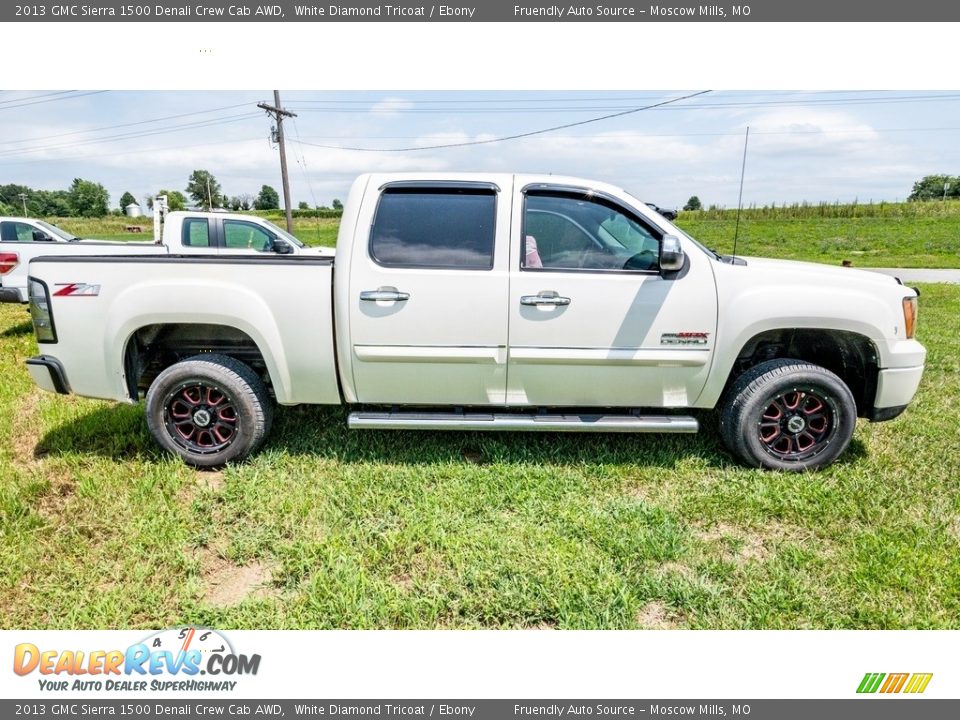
<box><xmin>1</xmin><ymin>222</ymin><xmax>38</xmax><ymax>242</ymax></box>
<box><xmin>370</xmin><ymin>188</ymin><xmax>496</xmax><ymax>269</ymax></box>
<box><xmin>181</xmin><ymin>218</ymin><xmax>211</xmax><ymax>247</ymax></box>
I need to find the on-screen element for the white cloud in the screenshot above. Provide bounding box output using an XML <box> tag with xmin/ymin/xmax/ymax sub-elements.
<box><xmin>369</xmin><ymin>97</ymin><xmax>415</xmax><ymax>115</ymax></box>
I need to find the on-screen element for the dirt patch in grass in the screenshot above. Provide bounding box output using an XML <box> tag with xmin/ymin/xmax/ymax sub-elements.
<box><xmin>636</xmin><ymin>601</ymin><xmax>682</xmax><ymax>629</ymax></box>
<box><xmin>948</xmin><ymin>517</ymin><xmax>960</xmax><ymax>542</ymax></box>
<box><xmin>390</xmin><ymin>573</ymin><xmax>414</xmax><ymax>591</ymax></box>
<box><xmin>197</xmin><ymin>471</ymin><xmax>226</xmax><ymax>492</ymax></box>
<box><xmin>696</xmin><ymin>520</ymin><xmax>816</xmax><ymax>565</ymax></box>
<box><xmin>36</xmin><ymin>468</ymin><xmax>76</xmax><ymax>519</ymax></box>
<box><xmin>657</xmin><ymin>561</ymin><xmax>696</xmax><ymax>580</ymax></box>
<box><xmin>200</xmin><ymin>550</ymin><xmax>277</xmax><ymax>607</ymax></box>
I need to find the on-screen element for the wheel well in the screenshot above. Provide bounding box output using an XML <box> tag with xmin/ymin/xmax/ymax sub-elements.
<box><xmin>123</xmin><ymin>323</ymin><xmax>272</xmax><ymax>401</ymax></box>
<box><xmin>726</xmin><ymin>329</ymin><xmax>879</xmax><ymax>416</ymax></box>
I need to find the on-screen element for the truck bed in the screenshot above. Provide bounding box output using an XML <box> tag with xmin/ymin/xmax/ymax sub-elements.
<box><xmin>29</xmin><ymin>254</ymin><xmax>341</xmax><ymax>406</ymax></box>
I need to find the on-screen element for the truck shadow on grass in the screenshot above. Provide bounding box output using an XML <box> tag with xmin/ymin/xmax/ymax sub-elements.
<box><xmin>34</xmin><ymin>403</ymin><xmax>869</xmax><ymax>471</ymax></box>
<box><xmin>1</xmin><ymin>319</ymin><xmax>34</xmax><ymax>338</ymax></box>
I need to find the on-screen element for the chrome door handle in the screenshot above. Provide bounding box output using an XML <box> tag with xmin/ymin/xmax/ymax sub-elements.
<box><xmin>360</xmin><ymin>289</ymin><xmax>410</xmax><ymax>302</ymax></box>
<box><xmin>521</xmin><ymin>292</ymin><xmax>571</xmax><ymax>307</ymax></box>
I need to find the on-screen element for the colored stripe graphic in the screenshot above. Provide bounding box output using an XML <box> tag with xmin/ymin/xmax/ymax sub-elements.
<box><xmin>857</xmin><ymin>673</ymin><xmax>885</xmax><ymax>693</ymax></box>
<box><xmin>880</xmin><ymin>673</ymin><xmax>909</xmax><ymax>693</ymax></box>
<box><xmin>904</xmin><ymin>673</ymin><xmax>934</xmax><ymax>694</ymax></box>
<box><xmin>857</xmin><ymin>672</ymin><xmax>932</xmax><ymax>694</ymax></box>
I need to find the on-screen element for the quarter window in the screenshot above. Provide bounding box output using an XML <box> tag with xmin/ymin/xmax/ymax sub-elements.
<box><xmin>523</xmin><ymin>191</ymin><xmax>661</xmax><ymax>272</ymax></box>
<box><xmin>370</xmin><ymin>188</ymin><xmax>496</xmax><ymax>269</ymax></box>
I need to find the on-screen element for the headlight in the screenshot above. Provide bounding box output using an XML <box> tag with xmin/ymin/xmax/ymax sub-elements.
<box><xmin>29</xmin><ymin>277</ymin><xmax>57</xmax><ymax>343</ymax></box>
<box><xmin>902</xmin><ymin>296</ymin><xmax>918</xmax><ymax>339</ymax></box>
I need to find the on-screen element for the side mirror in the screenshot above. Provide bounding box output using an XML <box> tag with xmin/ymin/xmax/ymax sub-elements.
<box><xmin>273</xmin><ymin>239</ymin><xmax>294</xmax><ymax>255</ymax></box>
<box><xmin>659</xmin><ymin>235</ymin><xmax>685</xmax><ymax>273</ymax></box>
<box><xmin>33</xmin><ymin>230</ymin><xmax>54</xmax><ymax>242</ymax></box>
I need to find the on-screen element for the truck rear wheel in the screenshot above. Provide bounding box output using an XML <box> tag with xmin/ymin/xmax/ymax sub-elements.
<box><xmin>145</xmin><ymin>354</ymin><xmax>272</xmax><ymax>468</ymax></box>
<box><xmin>718</xmin><ymin>359</ymin><xmax>856</xmax><ymax>472</ymax></box>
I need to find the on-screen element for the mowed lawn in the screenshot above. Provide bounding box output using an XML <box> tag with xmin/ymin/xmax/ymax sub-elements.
<box><xmin>0</xmin><ymin>284</ymin><xmax>957</xmax><ymax>630</ymax></box>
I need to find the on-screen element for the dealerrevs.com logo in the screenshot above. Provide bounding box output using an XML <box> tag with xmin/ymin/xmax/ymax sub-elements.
<box><xmin>13</xmin><ymin>628</ymin><xmax>260</xmax><ymax>692</ymax></box>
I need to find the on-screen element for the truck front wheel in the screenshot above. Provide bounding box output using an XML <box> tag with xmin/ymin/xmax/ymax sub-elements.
<box><xmin>145</xmin><ymin>354</ymin><xmax>273</xmax><ymax>468</ymax></box>
<box><xmin>718</xmin><ymin>359</ymin><xmax>857</xmax><ymax>471</ymax></box>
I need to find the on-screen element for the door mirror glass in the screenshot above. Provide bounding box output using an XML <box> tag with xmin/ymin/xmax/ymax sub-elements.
<box><xmin>273</xmin><ymin>239</ymin><xmax>294</xmax><ymax>254</ymax></box>
<box><xmin>659</xmin><ymin>235</ymin><xmax>685</xmax><ymax>272</ymax></box>
<box><xmin>32</xmin><ymin>230</ymin><xmax>54</xmax><ymax>242</ymax></box>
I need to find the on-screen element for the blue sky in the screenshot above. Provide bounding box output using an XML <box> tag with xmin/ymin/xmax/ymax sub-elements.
<box><xmin>1</xmin><ymin>90</ymin><xmax>959</xmax><ymax>210</ymax></box>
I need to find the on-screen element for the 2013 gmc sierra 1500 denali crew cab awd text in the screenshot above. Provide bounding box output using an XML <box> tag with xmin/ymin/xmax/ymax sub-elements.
<box><xmin>24</xmin><ymin>173</ymin><xmax>925</xmax><ymax>471</ymax></box>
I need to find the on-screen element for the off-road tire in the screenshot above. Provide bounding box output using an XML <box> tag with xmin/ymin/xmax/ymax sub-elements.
<box><xmin>718</xmin><ymin>359</ymin><xmax>857</xmax><ymax>472</ymax></box>
<box><xmin>145</xmin><ymin>354</ymin><xmax>273</xmax><ymax>468</ymax></box>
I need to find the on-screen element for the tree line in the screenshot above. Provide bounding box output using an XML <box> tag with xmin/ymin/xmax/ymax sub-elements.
<box><xmin>0</xmin><ymin>169</ymin><xmax>343</xmax><ymax>218</ymax></box>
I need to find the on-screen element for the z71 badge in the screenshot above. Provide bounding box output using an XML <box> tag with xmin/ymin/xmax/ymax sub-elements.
<box><xmin>661</xmin><ymin>332</ymin><xmax>709</xmax><ymax>346</ymax></box>
<box><xmin>53</xmin><ymin>283</ymin><xmax>101</xmax><ymax>297</ymax></box>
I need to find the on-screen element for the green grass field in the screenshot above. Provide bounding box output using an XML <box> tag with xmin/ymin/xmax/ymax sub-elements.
<box><xmin>40</xmin><ymin>198</ymin><xmax>960</xmax><ymax>268</ymax></box>
<box><xmin>0</xmin><ymin>284</ymin><xmax>957</xmax><ymax>630</ymax></box>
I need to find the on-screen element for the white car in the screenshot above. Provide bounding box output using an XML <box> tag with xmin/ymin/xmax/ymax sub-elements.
<box><xmin>25</xmin><ymin>173</ymin><xmax>925</xmax><ymax>471</ymax></box>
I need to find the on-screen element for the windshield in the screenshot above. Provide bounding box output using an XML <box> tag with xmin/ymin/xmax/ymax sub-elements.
<box><xmin>35</xmin><ymin>221</ymin><xmax>78</xmax><ymax>241</ymax></box>
<box><xmin>262</xmin><ymin>219</ymin><xmax>304</xmax><ymax>247</ymax></box>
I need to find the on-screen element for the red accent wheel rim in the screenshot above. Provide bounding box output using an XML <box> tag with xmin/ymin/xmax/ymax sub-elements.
<box><xmin>758</xmin><ymin>388</ymin><xmax>835</xmax><ymax>461</ymax></box>
<box><xmin>163</xmin><ymin>382</ymin><xmax>239</xmax><ymax>455</ymax></box>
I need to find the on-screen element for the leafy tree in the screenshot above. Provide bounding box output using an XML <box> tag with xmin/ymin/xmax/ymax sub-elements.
<box><xmin>185</xmin><ymin>170</ymin><xmax>222</xmax><ymax>210</ymax></box>
<box><xmin>908</xmin><ymin>174</ymin><xmax>959</xmax><ymax>201</ymax></box>
<box><xmin>37</xmin><ymin>190</ymin><xmax>71</xmax><ymax>216</ymax></box>
<box><xmin>119</xmin><ymin>191</ymin><xmax>138</xmax><ymax>210</ymax></box>
<box><xmin>331</xmin><ymin>198</ymin><xmax>343</xmax><ymax>211</ymax></box>
<box><xmin>298</xmin><ymin>201</ymin><xmax>309</xmax><ymax>210</ymax></box>
<box><xmin>255</xmin><ymin>184</ymin><xmax>280</xmax><ymax>211</ymax></box>
<box><xmin>68</xmin><ymin>178</ymin><xmax>109</xmax><ymax>217</ymax></box>
<box><xmin>683</xmin><ymin>195</ymin><xmax>702</xmax><ymax>211</ymax></box>
<box><xmin>148</xmin><ymin>190</ymin><xmax>187</xmax><ymax>211</ymax></box>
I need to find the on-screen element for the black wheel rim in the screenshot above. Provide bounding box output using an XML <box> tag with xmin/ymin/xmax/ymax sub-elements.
<box><xmin>163</xmin><ymin>381</ymin><xmax>239</xmax><ymax>455</ymax></box>
<box><xmin>757</xmin><ymin>387</ymin><xmax>836</xmax><ymax>462</ymax></box>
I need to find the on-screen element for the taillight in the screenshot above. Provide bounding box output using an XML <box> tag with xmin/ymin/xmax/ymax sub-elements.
<box><xmin>29</xmin><ymin>277</ymin><xmax>57</xmax><ymax>343</ymax></box>
<box><xmin>0</xmin><ymin>252</ymin><xmax>18</xmax><ymax>275</ymax></box>
<box><xmin>902</xmin><ymin>296</ymin><xmax>918</xmax><ymax>339</ymax></box>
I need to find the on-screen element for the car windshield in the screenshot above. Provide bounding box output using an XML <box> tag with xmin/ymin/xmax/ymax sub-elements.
<box><xmin>262</xmin><ymin>219</ymin><xmax>304</xmax><ymax>247</ymax></box>
<box><xmin>35</xmin><ymin>221</ymin><xmax>78</xmax><ymax>241</ymax></box>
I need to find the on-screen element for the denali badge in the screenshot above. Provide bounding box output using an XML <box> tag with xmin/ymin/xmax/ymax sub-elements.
<box><xmin>661</xmin><ymin>332</ymin><xmax>709</xmax><ymax>346</ymax></box>
<box><xmin>53</xmin><ymin>283</ymin><xmax>101</xmax><ymax>297</ymax></box>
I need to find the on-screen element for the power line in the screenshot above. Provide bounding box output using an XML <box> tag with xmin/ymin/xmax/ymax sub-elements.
<box><xmin>0</xmin><ymin>112</ymin><xmax>261</xmax><ymax>159</ymax></box>
<box><xmin>283</xmin><ymin>90</ymin><xmax>894</xmax><ymax>104</ymax></box>
<box><xmin>294</xmin><ymin>126</ymin><xmax>960</xmax><ymax>142</ymax></box>
<box><xmin>0</xmin><ymin>102</ymin><xmax>254</xmax><ymax>146</ymax></box>
<box><xmin>0</xmin><ymin>90</ymin><xmax>83</xmax><ymax>106</ymax></box>
<box><xmin>294</xmin><ymin>90</ymin><xmax>712</xmax><ymax>153</ymax></box>
<box><xmin>0</xmin><ymin>90</ymin><xmax>109</xmax><ymax>111</ymax></box>
<box><xmin>285</xmin><ymin>93</ymin><xmax>960</xmax><ymax>115</ymax></box>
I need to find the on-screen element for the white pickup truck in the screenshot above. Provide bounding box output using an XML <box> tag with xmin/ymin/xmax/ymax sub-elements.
<box><xmin>1</xmin><ymin>210</ymin><xmax>324</xmax><ymax>303</ymax></box>
<box><xmin>25</xmin><ymin>173</ymin><xmax>925</xmax><ymax>471</ymax></box>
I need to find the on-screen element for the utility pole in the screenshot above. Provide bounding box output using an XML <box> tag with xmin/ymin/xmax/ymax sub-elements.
<box><xmin>258</xmin><ymin>91</ymin><xmax>297</xmax><ymax>233</ymax></box>
<box><xmin>18</xmin><ymin>193</ymin><xmax>28</xmax><ymax>216</ymax></box>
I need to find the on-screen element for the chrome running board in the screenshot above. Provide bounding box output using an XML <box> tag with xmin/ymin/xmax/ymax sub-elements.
<box><xmin>347</xmin><ymin>411</ymin><xmax>699</xmax><ymax>433</ymax></box>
